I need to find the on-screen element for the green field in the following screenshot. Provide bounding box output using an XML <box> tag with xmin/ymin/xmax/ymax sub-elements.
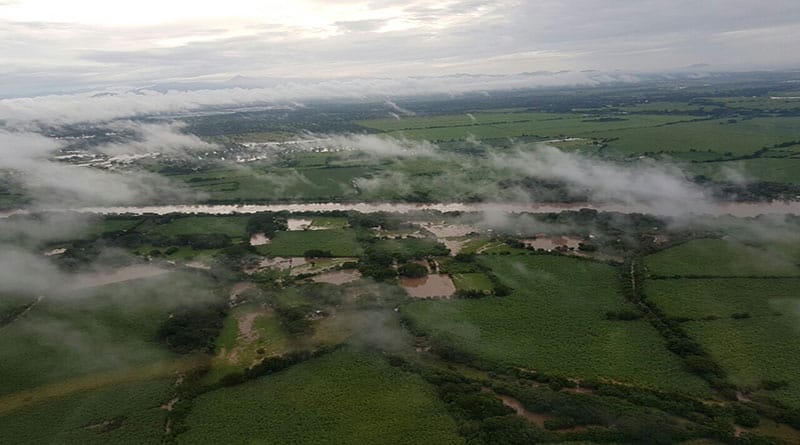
<box><xmin>644</xmin><ymin>239</ymin><xmax>800</xmax><ymax>277</ymax></box>
<box><xmin>147</xmin><ymin>215</ymin><xmax>250</xmax><ymax>239</ymax></box>
<box><xmin>686</xmin><ymin>316</ymin><xmax>800</xmax><ymax>408</ymax></box>
<box><xmin>646</xmin><ymin>277</ymin><xmax>800</xmax><ymax>319</ymax></box>
<box><xmin>403</xmin><ymin>256</ymin><xmax>710</xmax><ymax>395</ymax></box>
<box><xmin>258</xmin><ymin>229</ymin><xmax>363</xmax><ymax>257</ymax></box>
<box><xmin>204</xmin><ymin>305</ymin><xmax>293</xmax><ymax>384</ymax></box>
<box><xmin>687</xmin><ymin>158</ymin><xmax>800</xmax><ymax>185</ymax></box>
<box><xmin>174</xmin><ymin>166</ymin><xmax>373</xmax><ymax>202</ymax></box>
<box><xmin>0</xmin><ymin>379</ymin><xmax>173</xmax><ymax>445</ymax></box>
<box><xmin>179</xmin><ymin>348</ymin><xmax>464</xmax><ymax>445</ymax></box>
<box><xmin>359</xmin><ymin>111</ymin><xmax>800</xmax><ymax>159</ymax></box>
<box><xmin>451</xmin><ymin>273</ymin><xmax>494</xmax><ymax>292</ymax></box>
<box><xmin>0</xmin><ymin>272</ymin><xmax>218</xmax><ymax>396</ymax></box>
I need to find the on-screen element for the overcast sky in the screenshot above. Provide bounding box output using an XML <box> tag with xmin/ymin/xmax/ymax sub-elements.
<box><xmin>1</xmin><ymin>0</ymin><xmax>799</xmax><ymax>99</ymax></box>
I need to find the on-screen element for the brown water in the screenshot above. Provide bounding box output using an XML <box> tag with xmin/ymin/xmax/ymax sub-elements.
<box><xmin>287</xmin><ymin>218</ymin><xmax>313</xmax><ymax>231</ymax></box>
<box><xmin>400</xmin><ymin>274</ymin><xmax>456</xmax><ymax>298</ymax></box>
<box><xmin>4</xmin><ymin>200</ymin><xmax>800</xmax><ymax>219</ymax></box>
<box><xmin>249</xmin><ymin>233</ymin><xmax>270</xmax><ymax>246</ymax></box>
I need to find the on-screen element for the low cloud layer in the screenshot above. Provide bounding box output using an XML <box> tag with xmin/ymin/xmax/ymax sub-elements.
<box><xmin>493</xmin><ymin>145</ymin><xmax>712</xmax><ymax>215</ymax></box>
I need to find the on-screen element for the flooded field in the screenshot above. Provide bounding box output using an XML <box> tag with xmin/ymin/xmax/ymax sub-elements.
<box><xmin>287</xmin><ymin>218</ymin><xmax>313</xmax><ymax>231</ymax></box>
<box><xmin>522</xmin><ymin>236</ymin><xmax>583</xmax><ymax>251</ymax></box>
<box><xmin>67</xmin><ymin>264</ymin><xmax>170</xmax><ymax>290</ymax></box>
<box><xmin>311</xmin><ymin>270</ymin><xmax>362</xmax><ymax>285</ymax></box>
<box><xmin>415</xmin><ymin>222</ymin><xmax>478</xmax><ymax>238</ymax></box>
<box><xmin>248</xmin><ymin>257</ymin><xmax>308</xmax><ymax>272</ymax></box>
<box><xmin>400</xmin><ymin>274</ymin><xmax>456</xmax><ymax>298</ymax></box>
<box><xmin>249</xmin><ymin>233</ymin><xmax>270</xmax><ymax>246</ymax></box>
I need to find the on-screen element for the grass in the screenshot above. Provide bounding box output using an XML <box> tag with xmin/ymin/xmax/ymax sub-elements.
<box><xmin>258</xmin><ymin>229</ymin><xmax>363</xmax><ymax>257</ymax></box>
<box><xmin>179</xmin><ymin>348</ymin><xmax>464</xmax><ymax>445</ymax></box>
<box><xmin>645</xmin><ymin>278</ymin><xmax>800</xmax><ymax>319</ymax></box>
<box><xmin>204</xmin><ymin>305</ymin><xmax>293</xmax><ymax>384</ymax></box>
<box><xmin>403</xmin><ymin>256</ymin><xmax>710</xmax><ymax>396</ymax></box>
<box><xmin>644</xmin><ymin>239</ymin><xmax>800</xmax><ymax>277</ymax></box>
<box><xmin>0</xmin><ymin>378</ymin><xmax>173</xmax><ymax>445</ymax></box>
<box><xmin>451</xmin><ymin>273</ymin><xmax>494</xmax><ymax>292</ymax></box>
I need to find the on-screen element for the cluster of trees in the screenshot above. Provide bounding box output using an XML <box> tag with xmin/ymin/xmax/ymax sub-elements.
<box><xmin>157</xmin><ymin>301</ymin><xmax>228</xmax><ymax>354</ymax></box>
<box><xmin>247</xmin><ymin>213</ymin><xmax>288</xmax><ymax>237</ymax></box>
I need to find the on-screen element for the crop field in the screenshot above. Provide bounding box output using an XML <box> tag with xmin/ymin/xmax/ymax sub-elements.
<box><xmin>258</xmin><ymin>229</ymin><xmax>363</xmax><ymax>256</ymax></box>
<box><xmin>687</xmin><ymin>158</ymin><xmax>800</xmax><ymax>185</ymax></box>
<box><xmin>602</xmin><ymin>117</ymin><xmax>800</xmax><ymax>157</ymax></box>
<box><xmin>644</xmin><ymin>239</ymin><xmax>800</xmax><ymax>277</ymax></box>
<box><xmin>646</xmin><ymin>277</ymin><xmax>800</xmax><ymax>319</ymax></box>
<box><xmin>451</xmin><ymin>273</ymin><xmax>494</xmax><ymax>292</ymax></box>
<box><xmin>0</xmin><ymin>378</ymin><xmax>173</xmax><ymax>445</ymax></box>
<box><xmin>403</xmin><ymin>256</ymin><xmax>710</xmax><ymax>395</ymax></box>
<box><xmin>178</xmin><ymin>348</ymin><xmax>463</xmax><ymax>445</ymax></box>
<box><xmin>686</xmin><ymin>316</ymin><xmax>800</xmax><ymax>408</ymax></box>
<box><xmin>0</xmin><ymin>272</ymin><xmax>218</xmax><ymax>396</ymax></box>
<box><xmin>146</xmin><ymin>215</ymin><xmax>250</xmax><ymax>239</ymax></box>
<box><xmin>174</xmin><ymin>166</ymin><xmax>372</xmax><ymax>202</ymax></box>
<box><xmin>359</xmin><ymin>111</ymin><xmax>800</xmax><ymax>158</ymax></box>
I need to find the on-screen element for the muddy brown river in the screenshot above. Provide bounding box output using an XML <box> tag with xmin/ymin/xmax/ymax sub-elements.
<box><xmin>3</xmin><ymin>200</ymin><xmax>800</xmax><ymax>218</ymax></box>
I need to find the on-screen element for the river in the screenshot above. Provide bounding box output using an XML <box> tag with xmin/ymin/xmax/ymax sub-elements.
<box><xmin>3</xmin><ymin>200</ymin><xmax>800</xmax><ymax>218</ymax></box>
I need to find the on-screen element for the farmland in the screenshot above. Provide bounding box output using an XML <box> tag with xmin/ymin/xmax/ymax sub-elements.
<box><xmin>179</xmin><ymin>348</ymin><xmax>463</xmax><ymax>445</ymax></box>
<box><xmin>644</xmin><ymin>239</ymin><xmax>800</xmax><ymax>277</ymax></box>
<box><xmin>258</xmin><ymin>228</ymin><xmax>363</xmax><ymax>257</ymax></box>
<box><xmin>403</xmin><ymin>256</ymin><xmax>711</xmax><ymax>396</ymax></box>
<box><xmin>0</xmin><ymin>379</ymin><xmax>174</xmax><ymax>445</ymax></box>
<box><xmin>3</xmin><ymin>80</ymin><xmax>800</xmax><ymax>444</ymax></box>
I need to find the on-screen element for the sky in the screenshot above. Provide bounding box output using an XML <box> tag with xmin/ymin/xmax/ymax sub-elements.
<box><xmin>1</xmin><ymin>0</ymin><xmax>799</xmax><ymax>99</ymax></box>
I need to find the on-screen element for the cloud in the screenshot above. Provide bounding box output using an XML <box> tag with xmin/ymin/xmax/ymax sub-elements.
<box><xmin>0</xmin><ymin>130</ymin><xmax>200</xmax><ymax>207</ymax></box>
<box><xmin>493</xmin><ymin>144</ymin><xmax>712</xmax><ymax>216</ymax></box>
<box><xmin>94</xmin><ymin>121</ymin><xmax>216</xmax><ymax>157</ymax></box>
<box><xmin>324</xmin><ymin>134</ymin><xmax>437</xmax><ymax>158</ymax></box>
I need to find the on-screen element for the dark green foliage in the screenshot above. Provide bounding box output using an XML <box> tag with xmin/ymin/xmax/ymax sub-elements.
<box><xmin>246</xmin><ymin>212</ymin><xmax>288</xmax><ymax>237</ymax></box>
<box><xmin>733</xmin><ymin>404</ymin><xmax>760</xmax><ymax>428</ymax></box>
<box><xmin>303</xmin><ymin>249</ymin><xmax>333</xmax><ymax>258</ymax></box>
<box><xmin>157</xmin><ymin>302</ymin><xmax>228</xmax><ymax>354</ymax></box>
<box><xmin>605</xmin><ymin>309</ymin><xmax>643</xmax><ymax>321</ymax></box>
<box><xmin>399</xmin><ymin>262</ymin><xmax>429</xmax><ymax>278</ymax></box>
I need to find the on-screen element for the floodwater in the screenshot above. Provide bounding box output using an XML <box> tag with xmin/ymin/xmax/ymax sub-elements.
<box><xmin>251</xmin><ymin>257</ymin><xmax>308</xmax><ymax>271</ymax></box>
<box><xmin>311</xmin><ymin>269</ymin><xmax>362</xmax><ymax>285</ymax></box>
<box><xmin>287</xmin><ymin>218</ymin><xmax>313</xmax><ymax>231</ymax></box>
<box><xmin>67</xmin><ymin>264</ymin><xmax>170</xmax><ymax>290</ymax></box>
<box><xmin>400</xmin><ymin>274</ymin><xmax>456</xmax><ymax>298</ymax></box>
<box><xmin>5</xmin><ymin>200</ymin><xmax>800</xmax><ymax>218</ymax></box>
<box><xmin>249</xmin><ymin>233</ymin><xmax>270</xmax><ymax>246</ymax></box>
<box><xmin>522</xmin><ymin>236</ymin><xmax>583</xmax><ymax>251</ymax></box>
<box><xmin>415</xmin><ymin>222</ymin><xmax>478</xmax><ymax>238</ymax></box>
